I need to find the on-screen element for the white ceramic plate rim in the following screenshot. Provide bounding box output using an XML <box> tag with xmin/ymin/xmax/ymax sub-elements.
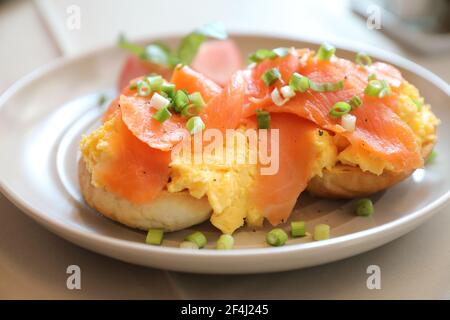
<box><xmin>1</xmin><ymin>31</ymin><xmax>449</xmax><ymax>260</ymax></box>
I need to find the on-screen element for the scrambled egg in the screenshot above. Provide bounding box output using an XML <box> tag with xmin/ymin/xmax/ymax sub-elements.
<box><xmin>80</xmin><ymin>117</ymin><xmax>117</xmax><ymax>187</ymax></box>
<box><xmin>168</xmin><ymin>129</ymin><xmax>338</xmax><ymax>234</ymax></box>
<box><xmin>336</xmin><ymin>81</ymin><xmax>438</xmax><ymax>175</ymax></box>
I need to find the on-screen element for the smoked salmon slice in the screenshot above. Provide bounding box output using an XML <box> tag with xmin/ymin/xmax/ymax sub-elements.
<box><xmin>247</xmin><ymin>114</ymin><xmax>319</xmax><ymax>225</ymax></box>
<box><xmin>93</xmin><ymin>112</ymin><xmax>171</xmax><ymax>204</ymax></box>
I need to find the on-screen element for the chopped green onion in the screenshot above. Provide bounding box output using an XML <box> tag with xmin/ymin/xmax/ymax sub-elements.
<box><xmin>161</xmin><ymin>83</ymin><xmax>176</xmax><ymax>99</ymax></box>
<box><xmin>426</xmin><ymin>149</ymin><xmax>437</xmax><ymax>164</ymax></box>
<box><xmin>365</xmin><ymin>80</ymin><xmax>391</xmax><ymax>98</ymax></box>
<box><xmin>146</xmin><ymin>75</ymin><xmax>164</xmax><ymax>91</ymax></box>
<box><xmin>272</xmin><ymin>47</ymin><xmax>289</xmax><ymax>57</ymax></box>
<box><xmin>355</xmin><ymin>52</ymin><xmax>372</xmax><ymax>67</ymax></box>
<box><xmin>189</xmin><ymin>92</ymin><xmax>205</xmax><ymax>110</ymax></box>
<box><xmin>179</xmin><ymin>241</ymin><xmax>199</xmax><ymax>249</ymax></box>
<box><xmin>316</xmin><ymin>43</ymin><xmax>336</xmax><ymax>61</ymax></box>
<box><xmin>330</xmin><ymin>102</ymin><xmax>351</xmax><ymax>118</ymax></box>
<box><xmin>368</xmin><ymin>73</ymin><xmax>377</xmax><ymax>81</ymax></box>
<box><xmin>378</xmin><ymin>81</ymin><xmax>392</xmax><ymax>98</ymax></box>
<box><xmin>310</xmin><ymin>80</ymin><xmax>344</xmax><ymax>92</ymax></box>
<box><xmin>262</xmin><ymin>68</ymin><xmax>281</xmax><ymax>86</ymax></box>
<box><xmin>266</xmin><ymin>228</ymin><xmax>288</xmax><ymax>247</ymax></box>
<box><xmin>185</xmin><ymin>231</ymin><xmax>207</xmax><ymax>248</ymax></box>
<box><xmin>216</xmin><ymin>234</ymin><xmax>234</xmax><ymax>250</ymax></box>
<box><xmin>356</xmin><ymin>198</ymin><xmax>374</xmax><ymax>216</ymax></box>
<box><xmin>249</xmin><ymin>49</ymin><xmax>277</xmax><ymax>63</ymax></box>
<box><xmin>180</xmin><ymin>104</ymin><xmax>198</xmax><ymax>117</ymax></box>
<box><xmin>174</xmin><ymin>90</ymin><xmax>190</xmax><ymax>112</ymax></box>
<box><xmin>256</xmin><ymin>110</ymin><xmax>270</xmax><ymax>129</ymax></box>
<box><xmin>152</xmin><ymin>106</ymin><xmax>172</xmax><ymax>122</ymax></box>
<box><xmin>413</xmin><ymin>99</ymin><xmax>423</xmax><ymax>111</ymax></box>
<box><xmin>137</xmin><ymin>80</ymin><xmax>151</xmax><ymax>96</ymax></box>
<box><xmin>313</xmin><ymin>224</ymin><xmax>330</xmax><ymax>241</ymax></box>
<box><xmin>349</xmin><ymin>95</ymin><xmax>362</xmax><ymax>109</ymax></box>
<box><xmin>97</xmin><ymin>94</ymin><xmax>107</xmax><ymax>106</ymax></box>
<box><xmin>145</xmin><ymin>228</ymin><xmax>164</xmax><ymax>245</ymax></box>
<box><xmin>129</xmin><ymin>82</ymin><xmax>138</xmax><ymax>90</ymax></box>
<box><xmin>291</xmin><ymin>221</ymin><xmax>306</xmax><ymax>237</ymax></box>
<box><xmin>289</xmin><ymin>73</ymin><xmax>310</xmax><ymax>92</ymax></box>
<box><xmin>186</xmin><ymin>116</ymin><xmax>205</xmax><ymax>134</ymax></box>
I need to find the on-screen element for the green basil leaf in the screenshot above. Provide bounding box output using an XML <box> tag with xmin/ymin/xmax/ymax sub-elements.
<box><xmin>177</xmin><ymin>22</ymin><xmax>228</xmax><ymax>65</ymax></box>
<box><xmin>117</xmin><ymin>34</ymin><xmax>145</xmax><ymax>56</ymax></box>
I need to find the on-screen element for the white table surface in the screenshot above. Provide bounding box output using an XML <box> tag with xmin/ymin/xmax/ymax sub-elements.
<box><xmin>1</xmin><ymin>0</ymin><xmax>449</xmax><ymax>299</ymax></box>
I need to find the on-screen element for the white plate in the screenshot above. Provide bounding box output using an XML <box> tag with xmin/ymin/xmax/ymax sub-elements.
<box><xmin>0</xmin><ymin>34</ymin><xmax>449</xmax><ymax>274</ymax></box>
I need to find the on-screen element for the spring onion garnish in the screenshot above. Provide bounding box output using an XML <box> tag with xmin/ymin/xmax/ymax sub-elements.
<box><xmin>146</xmin><ymin>75</ymin><xmax>164</xmax><ymax>91</ymax></box>
<box><xmin>341</xmin><ymin>113</ymin><xmax>357</xmax><ymax>132</ymax></box>
<box><xmin>248</xmin><ymin>47</ymin><xmax>289</xmax><ymax>63</ymax></box>
<box><xmin>355</xmin><ymin>198</ymin><xmax>374</xmax><ymax>216</ymax></box>
<box><xmin>271</xmin><ymin>88</ymin><xmax>288</xmax><ymax>106</ymax></box>
<box><xmin>316</xmin><ymin>43</ymin><xmax>336</xmax><ymax>61</ymax></box>
<box><xmin>349</xmin><ymin>95</ymin><xmax>362</xmax><ymax>109</ymax></box>
<box><xmin>150</xmin><ymin>92</ymin><xmax>171</xmax><ymax>110</ymax></box>
<box><xmin>97</xmin><ymin>94</ymin><xmax>107</xmax><ymax>106</ymax></box>
<box><xmin>249</xmin><ymin>49</ymin><xmax>277</xmax><ymax>63</ymax></box>
<box><xmin>280</xmin><ymin>85</ymin><xmax>295</xmax><ymax>99</ymax></box>
<box><xmin>289</xmin><ymin>73</ymin><xmax>310</xmax><ymax>92</ymax></box>
<box><xmin>368</xmin><ymin>73</ymin><xmax>377</xmax><ymax>81</ymax></box>
<box><xmin>161</xmin><ymin>83</ymin><xmax>176</xmax><ymax>99</ymax></box>
<box><xmin>426</xmin><ymin>149</ymin><xmax>437</xmax><ymax>164</ymax></box>
<box><xmin>330</xmin><ymin>102</ymin><xmax>351</xmax><ymax>118</ymax></box>
<box><xmin>310</xmin><ymin>80</ymin><xmax>344</xmax><ymax>92</ymax></box>
<box><xmin>313</xmin><ymin>224</ymin><xmax>330</xmax><ymax>241</ymax></box>
<box><xmin>185</xmin><ymin>231</ymin><xmax>207</xmax><ymax>248</ymax></box>
<box><xmin>266</xmin><ymin>228</ymin><xmax>288</xmax><ymax>247</ymax></box>
<box><xmin>189</xmin><ymin>92</ymin><xmax>205</xmax><ymax>110</ymax></box>
<box><xmin>291</xmin><ymin>221</ymin><xmax>306</xmax><ymax>237</ymax></box>
<box><xmin>174</xmin><ymin>90</ymin><xmax>190</xmax><ymax>112</ymax></box>
<box><xmin>256</xmin><ymin>110</ymin><xmax>271</xmax><ymax>129</ymax></box>
<box><xmin>179</xmin><ymin>241</ymin><xmax>199</xmax><ymax>249</ymax></box>
<box><xmin>413</xmin><ymin>98</ymin><xmax>424</xmax><ymax>111</ymax></box>
<box><xmin>145</xmin><ymin>228</ymin><xmax>164</xmax><ymax>245</ymax></box>
<box><xmin>262</xmin><ymin>68</ymin><xmax>281</xmax><ymax>86</ymax></box>
<box><xmin>186</xmin><ymin>116</ymin><xmax>205</xmax><ymax>134</ymax></box>
<box><xmin>216</xmin><ymin>234</ymin><xmax>234</xmax><ymax>250</ymax></box>
<box><xmin>365</xmin><ymin>79</ymin><xmax>391</xmax><ymax>98</ymax></box>
<box><xmin>355</xmin><ymin>52</ymin><xmax>372</xmax><ymax>67</ymax></box>
<box><xmin>137</xmin><ymin>80</ymin><xmax>151</xmax><ymax>96</ymax></box>
<box><xmin>152</xmin><ymin>106</ymin><xmax>172</xmax><ymax>122</ymax></box>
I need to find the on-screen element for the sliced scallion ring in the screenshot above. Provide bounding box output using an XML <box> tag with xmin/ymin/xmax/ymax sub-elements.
<box><xmin>256</xmin><ymin>109</ymin><xmax>270</xmax><ymax>129</ymax></box>
<box><xmin>355</xmin><ymin>52</ymin><xmax>372</xmax><ymax>67</ymax></box>
<box><xmin>316</xmin><ymin>43</ymin><xmax>336</xmax><ymax>61</ymax></box>
<box><xmin>365</xmin><ymin>79</ymin><xmax>391</xmax><ymax>98</ymax></box>
<box><xmin>310</xmin><ymin>80</ymin><xmax>344</xmax><ymax>92</ymax></box>
<box><xmin>137</xmin><ymin>80</ymin><xmax>151</xmax><ymax>96</ymax></box>
<box><xmin>186</xmin><ymin>116</ymin><xmax>205</xmax><ymax>134</ymax></box>
<box><xmin>330</xmin><ymin>102</ymin><xmax>351</xmax><ymax>118</ymax></box>
<box><xmin>248</xmin><ymin>49</ymin><xmax>277</xmax><ymax>63</ymax></box>
<box><xmin>289</xmin><ymin>73</ymin><xmax>310</xmax><ymax>92</ymax></box>
<box><xmin>152</xmin><ymin>106</ymin><xmax>172</xmax><ymax>122</ymax></box>
<box><xmin>261</xmin><ymin>68</ymin><xmax>281</xmax><ymax>86</ymax></box>
<box><xmin>349</xmin><ymin>95</ymin><xmax>362</xmax><ymax>109</ymax></box>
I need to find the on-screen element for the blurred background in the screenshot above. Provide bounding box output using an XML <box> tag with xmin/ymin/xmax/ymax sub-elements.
<box><xmin>0</xmin><ymin>0</ymin><xmax>449</xmax><ymax>299</ymax></box>
<box><xmin>1</xmin><ymin>0</ymin><xmax>449</xmax><ymax>93</ymax></box>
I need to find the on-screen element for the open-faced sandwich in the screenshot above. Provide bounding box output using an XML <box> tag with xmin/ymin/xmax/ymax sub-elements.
<box><xmin>79</xmin><ymin>25</ymin><xmax>439</xmax><ymax>248</ymax></box>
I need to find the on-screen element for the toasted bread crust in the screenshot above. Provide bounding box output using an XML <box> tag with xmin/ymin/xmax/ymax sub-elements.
<box><xmin>78</xmin><ymin>159</ymin><xmax>212</xmax><ymax>231</ymax></box>
<box><xmin>307</xmin><ymin>139</ymin><xmax>436</xmax><ymax>199</ymax></box>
